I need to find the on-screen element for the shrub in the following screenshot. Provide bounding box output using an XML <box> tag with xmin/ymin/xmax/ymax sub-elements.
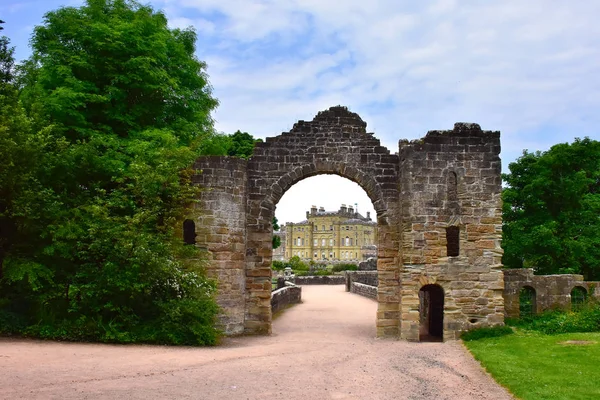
<box><xmin>272</xmin><ymin>260</ymin><xmax>287</xmax><ymax>270</ymax></box>
<box><xmin>461</xmin><ymin>325</ymin><xmax>514</xmax><ymax>341</ymax></box>
<box><xmin>508</xmin><ymin>301</ymin><xmax>600</xmax><ymax>334</ymax></box>
<box><xmin>288</xmin><ymin>256</ymin><xmax>309</xmax><ymax>271</ymax></box>
<box><xmin>331</xmin><ymin>263</ymin><xmax>358</xmax><ymax>272</ymax></box>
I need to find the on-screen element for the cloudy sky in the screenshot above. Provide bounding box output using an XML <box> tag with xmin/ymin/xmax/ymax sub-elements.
<box><xmin>3</xmin><ymin>0</ymin><xmax>600</xmax><ymax>225</ymax></box>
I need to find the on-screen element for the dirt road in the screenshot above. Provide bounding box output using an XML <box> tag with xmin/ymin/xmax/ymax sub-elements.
<box><xmin>0</xmin><ymin>285</ymin><xmax>513</xmax><ymax>400</ymax></box>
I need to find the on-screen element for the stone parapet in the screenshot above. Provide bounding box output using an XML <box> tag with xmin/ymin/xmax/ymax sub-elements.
<box><xmin>345</xmin><ymin>271</ymin><xmax>378</xmax><ymax>291</ymax></box>
<box><xmin>271</xmin><ymin>285</ymin><xmax>302</xmax><ymax>314</ymax></box>
<box><xmin>351</xmin><ymin>282</ymin><xmax>377</xmax><ymax>300</ymax></box>
<box><xmin>294</xmin><ymin>275</ymin><xmax>346</xmax><ymax>285</ymax></box>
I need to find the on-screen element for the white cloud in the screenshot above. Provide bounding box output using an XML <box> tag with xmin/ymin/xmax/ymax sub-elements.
<box><xmin>276</xmin><ymin>175</ymin><xmax>376</xmax><ymax>227</ymax></box>
<box><xmin>6</xmin><ymin>0</ymin><xmax>600</xmax><ymax>223</ymax></box>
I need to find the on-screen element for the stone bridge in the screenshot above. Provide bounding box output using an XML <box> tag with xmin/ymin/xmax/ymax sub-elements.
<box><xmin>193</xmin><ymin>106</ymin><xmax>504</xmax><ymax>341</ymax></box>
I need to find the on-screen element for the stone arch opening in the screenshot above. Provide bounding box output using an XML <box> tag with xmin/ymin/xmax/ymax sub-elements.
<box><xmin>275</xmin><ymin>174</ymin><xmax>378</xmax><ymax>262</ymax></box>
<box><xmin>419</xmin><ymin>284</ymin><xmax>444</xmax><ymax>341</ymax></box>
<box><xmin>571</xmin><ymin>286</ymin><xmax>587</xmax><ymax>310</ymax></box>
<box><xmin>276</xmin><ymin>174</ymin><xmax>377</xmax><ymax>264</ymax></box>
<box><xmin>262</xmin><ymin>170</ymin><xmax>392</xmax><ymax>333</ymax></box>
<box><xmin>519</xmin><ymin>286</ymin><xmax>536</xmax><ymax>317</ymax></box>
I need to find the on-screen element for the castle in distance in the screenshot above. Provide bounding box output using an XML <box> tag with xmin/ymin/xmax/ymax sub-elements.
<box><xmin>275</xmin><ymin>204</ymin><xmax>378</xmax><ymax>262</ymax></box>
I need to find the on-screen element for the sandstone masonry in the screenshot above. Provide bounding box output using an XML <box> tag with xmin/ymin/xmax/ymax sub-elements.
<box><xmin>193</xmin><ymin>106</ymin><xmax>504</xmax><ymax>340</ymax></box>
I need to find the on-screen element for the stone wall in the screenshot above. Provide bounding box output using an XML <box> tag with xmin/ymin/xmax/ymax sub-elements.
<box><xmin>398</xmin><ymin>124</ymin><xmax>504</xmax><ymax>340</ymax></box>
<box><xmin>504</xmin><ymin>268</ymin><xmax>600</xmax><ymax>317</ymax></box>
<box><xmin>351</xmin><ymin>282</ymin><xmax>378</xmax><ymax>300</ymax></box>
<box><xmin>244</xmin><ymin>106</ymin><xmax>401</xmax><ymax>336</ymax></box>
<box><xmin>271</xmin><ymin>285</ymin><xmax>302</xmax><ymax>314</ymax></box>
<box><xmin>294</xmin><ymin>275</ymin><xmax>346</xmax><ymax>285</ymax></box>
<box><xmin>193</xmin><ymin>156</ymin><xmax>247</xmax><ymax>335</ymax></box>
<box><xmin>345</xmin><ymin>271</ymin><xmax>378</xmax><ymax>291</ymax></box>
<box><xmin>194</xmin><ymin>107</ymin><xmax>504</xmax><ymax>341</ymax></box>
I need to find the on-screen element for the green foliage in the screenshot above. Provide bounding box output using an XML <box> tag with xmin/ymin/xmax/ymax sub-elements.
<box><xmin>200</xmin><ymin>130</ymin><xmax>262</xmax><ymax>158</ymax></box>
<box><xmin>0</xmin><ymin>24</ymin><xmax>15</xmax><ymax>88</ymax></box>
<box><xmin>502</xmin><ymin>138</ymin><xmax>600</xmax><ymax>279</ymax></box>
<box><xmin>228</xmin><ymin>130</ymin><xmax>262</xmax><ymax>158</ymax></box>
<box><xmin>331</xmin><ymin>263</ymin><xmax>358</xmax><ymax>272</ymax></box>
<box><xmin>507</xmin><ymin>302</ymin><xmax>600</xmax><ymax>335</ymax></box>
<box><xmin>461</xmin><ymin>325</ymin><xmax>513</xmax><ymax>341</ymax></box>
<box><xmin>272</xmin><ymin>217</ymin><xmax>281</xmax><ymax>249</ymax></box>
<box><xmin>465</xmin><ymin>331</ymin><xmax>600</xmax><ymax>399</ymax></box>
<box><xmin>288</xmin><ymin>255</ymin><xmax>309</xmax><ymax>271</ymax></box>
<box><xmin>272</xmin><ymin>260</ymin><xmax>286</xmax><ymax>271</ymax></box>
<box><xmin>272</xmin><ymin>235</ymin><xmax>281</xmax><ymax>250</ymax></box>
<box><xmin>0</xmin><ymin>0</ymin><xmax>220</xmax><ymax>345</ymax></box>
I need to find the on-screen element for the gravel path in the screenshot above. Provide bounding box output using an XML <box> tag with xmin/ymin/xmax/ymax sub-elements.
<box><xmin>0</xmin><ymin>285</ymin><xmax>513</xmax><ymax>400</ymax></box>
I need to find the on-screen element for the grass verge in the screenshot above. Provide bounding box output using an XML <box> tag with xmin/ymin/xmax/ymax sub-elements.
<box><xmin>464</xmin><ymin>330</ymin><xmax>600</xmax><ymax>400</ymax></box>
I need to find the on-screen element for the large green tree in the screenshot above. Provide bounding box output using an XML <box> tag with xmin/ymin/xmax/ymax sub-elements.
<box><xmin>201</xmin><ymin>130</ymin><xmax>262</xmax><ymax>158</ymax></box>
<box><xmin>502</xmin><ymin>138</ymin><xmax>600</xmax><ymax>280</ymax></box>
<box><xmin>0</xmin><ymin>0</ymin><xmax>220</xmax><ymax>344</ymax></box>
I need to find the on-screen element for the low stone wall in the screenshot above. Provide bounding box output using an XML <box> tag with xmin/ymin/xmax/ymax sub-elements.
<box><xmin>345</xmin><ymin>271</ymin><xmax>378</xmax><ymax>291</ymax></box>
<box><xmin>504</xmin><ymin>268</ymin><xmax>600</xmax><ymax>318</ymax></box>
<box><xmin>271</xmin><ymin>284</ymin><xmax>302</xmax><ymax>314</ymax></box>
<box><xmin>351</xmin><ymin>282</ymin><xmax>377</xmax><ymax>300</ymax></box>
<box><xmin>294</xmin><ymin>275</ymin><xmax>346</xmax><ymax>285</ymax></box>
<box><xmin>358</xmin><ymin>258</ymin><xmax>377</xmax><ymax>271</ymax></box>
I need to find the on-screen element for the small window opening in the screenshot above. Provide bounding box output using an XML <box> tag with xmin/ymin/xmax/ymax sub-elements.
<box><xmin>446</xmin><ymin>226</ymin><xmax>459</xmax><ymax>257</ymax></box>
<box><xmin>183</xmin><ymin>219</ymin><xmax>196</xmax><ymax>245</ymax></box>
<box><xmin>448</xmin><ymin>171</ymin><xmax>458</xmax><ymax>201</ymax></box>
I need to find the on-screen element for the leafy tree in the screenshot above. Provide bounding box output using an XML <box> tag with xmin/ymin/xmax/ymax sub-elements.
<box><xmin>228</xmin><ymin>130</ymin><xmax>261</xmax><ymax>158</ymax></box>
<box><xmin>0</xmin><ymin>0</ymin><xmax>220</xmax><ymax>344</ymax></box>
<box><xmin>200</xmin><ymin>130</ymin><xmax>262</xmax><ymax>158</ymax></box>
<box><xmin>502</xmin><ymin>138</ymin><xmax>600</xmax><ymax>280</ymax></box>
<box><xmin>288</xmin><ymin>255</ymin><xmax>308</xmax><ymax>271</ymax></box>
<box><xmin>0</xmin><ymin>20</ymin><xmax>15</xmax><ymax>88</ymax></box>
<box><xmin>272</xmin><ymin>217</ymin><xmax>281</xmax><ymax>249</ymax></box>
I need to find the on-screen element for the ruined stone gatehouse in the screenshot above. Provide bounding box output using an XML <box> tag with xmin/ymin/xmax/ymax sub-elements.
<box><xmin>193</xmin><ymin>106</ymin><xmax>504</xmax><ymax>341</ymax></box>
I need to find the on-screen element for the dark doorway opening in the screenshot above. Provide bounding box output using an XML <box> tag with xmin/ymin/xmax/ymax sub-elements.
<box><xmin>419</xmin><ymin>284</ymin><xmax>444</xmax><ymax>342</ymax></box>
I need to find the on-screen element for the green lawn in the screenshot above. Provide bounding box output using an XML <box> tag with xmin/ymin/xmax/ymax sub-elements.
<box><xmin>464</xmin><ymin>330</ymin><xmax>600</xmax><ymax>400</ymax></box>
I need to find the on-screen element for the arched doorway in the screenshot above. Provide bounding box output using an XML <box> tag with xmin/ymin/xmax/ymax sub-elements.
<box><xmin>519</xmin><ymin>286</ymin><xmax>536</xmax><ymax>317</ymax></box>
<box><xmin>571</xmin><ymin>286</ymin><xmax>587</xmax><ymax>311</ymax></box>
<box><xmin>419</xmin><ymin>284</ymin><xmax>444</xmax><ymax>341</ymax></box>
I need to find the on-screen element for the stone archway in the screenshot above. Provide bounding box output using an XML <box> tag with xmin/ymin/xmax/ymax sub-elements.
<box><xmin>193</xmin><ymin>106</ymin><xmax>505</xmax><ymax>340</ymax></box>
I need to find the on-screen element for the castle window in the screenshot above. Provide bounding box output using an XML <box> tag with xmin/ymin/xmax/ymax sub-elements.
<box><xmin>446</xmin><ymin>226</ymin><xmax>459</xmax><ymax>257</ymax></box>
<box><xmin>330</xmin><ymin>225</ymin><xmax>333</xmax><ymax>230</ymax></box>
<box><xmin>322</xmin><ymin>239</ymin><xmax>326</xmax><ymax>246</ymax></box>
<box><xmin>345</xmin><ymin>237</ymin><xmax>350</xmax><ymax>246</ymax></box>
<box><xmin>330</xmin><ymin>239</ymin><xmax>334</xmax><ymax>246</ymax></box>
<box><xmin>322</xmin><ymin>225</ymin><xmax>325</xmax><ymax>231</ymax></box>
<box><xmin>314</xmin><ymin>252</ymin><xmax>317</xmax><ymax>258</ymax></box>
<box><xmin>297</xmin><ymin>237</ymin><xmax>302</xmax><ymax>246</ymax></box>
<box><xmin>183</xmin><ymin>219</ymin><xmax>195</xmax><ymax>245</ymax></box>
<box><xmin>448</xmin><ymin>171</ymin><xmax>458</xmax><ymax>202</ymax></box>
<box><xmin>314</xmin><ymin>239</ymin><xmax>318</xmax><ymax>246</ymax></box>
